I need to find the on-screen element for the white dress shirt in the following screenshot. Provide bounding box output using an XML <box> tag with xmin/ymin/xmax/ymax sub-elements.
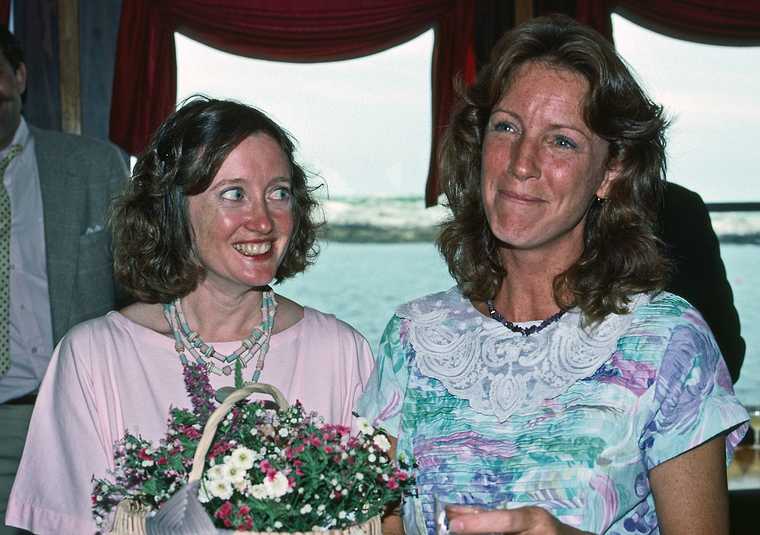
<box><xmin>0</xmin><ymin>118</ymin><xmax>54</xmax><ymax>403</ymax></box>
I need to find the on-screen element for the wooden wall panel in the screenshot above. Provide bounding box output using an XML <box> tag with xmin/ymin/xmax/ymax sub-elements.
<box><xmin>79</xmin><ymin>0</ymin><xmax>122</xmax><ymax>141</ymax></box>
<box><xmin>16</xmin><ymin>0</ymin><xmax>60</xmax><ymax>131</ymax></box>
<box><xmin>58</xmin><ymin>0</ymin><xmax>80</xmax><ymax>134</ymax></box>
<box><xmin>474</xmin><ymin>0</ymin><xmax>514</xmax><ymax>70</ymax></box>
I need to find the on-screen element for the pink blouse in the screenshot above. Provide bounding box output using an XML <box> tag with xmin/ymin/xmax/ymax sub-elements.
<box><xmin>6</xmin><ymin>307</ymin><xmax>374</xmax><ymax>534</ymax></box>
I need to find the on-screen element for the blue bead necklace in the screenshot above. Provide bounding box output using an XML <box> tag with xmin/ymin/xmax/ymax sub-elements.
<box><xmin>486</xmin><ymin>299</ymin><xmax>565</xmax><ymax>336</ymax></box>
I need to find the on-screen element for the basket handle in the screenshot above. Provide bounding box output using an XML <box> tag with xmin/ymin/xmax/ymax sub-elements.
<box><xmin>189</xmin><ymin>383</ymin><xmax>288</xmax><ymax>482</ymax></box>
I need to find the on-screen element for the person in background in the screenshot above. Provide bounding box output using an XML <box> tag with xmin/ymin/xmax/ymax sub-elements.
<box><xmin>0</xmin><ymin>25</ymin><xmax>128</xmax><ymax>535</ymax></box>
<box><xmin>5</xmin><ymin>97</ymin><xmax>374</xmax><ymax>534</ymax></box>
<box><xmin>358</xmin><ymin>15</ymin><xmax>747</xmax><ymax>535</ymax></box>
<box><xmin>661</xmin><ymin>181</ymin><xmax>745</xmax><ymax>383</ymax></box>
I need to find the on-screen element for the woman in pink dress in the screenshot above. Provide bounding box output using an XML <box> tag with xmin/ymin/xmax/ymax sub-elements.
<box><xmin>5</xmin><ymin>97</ymin><xmax>374</xmax><ymax>534</ymax></box>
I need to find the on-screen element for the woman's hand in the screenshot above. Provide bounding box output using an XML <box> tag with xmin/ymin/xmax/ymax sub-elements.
<box><xmin>446</xmin><ymin>505</ymin><xmax>593</xmax><ymax>535</ymax></box>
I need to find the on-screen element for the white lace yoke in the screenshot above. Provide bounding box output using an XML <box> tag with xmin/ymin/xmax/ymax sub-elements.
<box><xmin>397</xmin><ymin>288</ymin><xmax>647</xmax><ymax>422</ymax></box>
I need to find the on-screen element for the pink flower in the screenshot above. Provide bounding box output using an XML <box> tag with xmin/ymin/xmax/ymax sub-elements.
<box><xmin>182</xmin><ymin>425</ymin><xmax>202</xmax><ymax>439</ymax></box>
<box><xmin>285</xmin><ymin>444</ymin><xmax>305</xmax><ymax>459</ymax></box>
<box><xmin>215</xmin><ymin>501</ymin><xmax>233</xmax><ymax>519</ymax></box>
<box><xmin>238</xmin><ymin>515</ymin><xmax>253</xmax><ymax>530</ymax></box>
<box><xmin>259</xmin><ymin>459</ymin><xmax>272</xmax><ymax>474</ymax></box>
<box><xmin>293</xmin><ymin>459</ymin><xmax>304</xmax><ymax>476</ymax></box>
<box><xmin>208</xmin><ymin>441</ymin><xmax>233</xmax><ymax>459</ymax></box>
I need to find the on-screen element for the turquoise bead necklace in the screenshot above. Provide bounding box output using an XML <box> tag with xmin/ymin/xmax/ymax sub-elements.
<box><xmin>163</xmin><ymin>289</ymin><xmax>277</xmax><ymax>388</ymax></box>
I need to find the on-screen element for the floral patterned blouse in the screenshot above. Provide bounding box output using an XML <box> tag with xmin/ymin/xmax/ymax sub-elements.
<box><xmin>357</xmin><ymin>288</ymin><xmax>748</xmax><ymax>535</ymax></box>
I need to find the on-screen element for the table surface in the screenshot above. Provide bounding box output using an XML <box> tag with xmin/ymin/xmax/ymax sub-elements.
<box><xmin>728</xmin><ymin>445</ymin><xmax>760</xmax><ymax>491</ymax></box>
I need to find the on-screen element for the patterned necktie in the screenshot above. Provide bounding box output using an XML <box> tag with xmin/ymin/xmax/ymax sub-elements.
<box><xmin>0</xmin><ymin>144</ymin><xmax>23</xmax><ymax>377</ymax></box>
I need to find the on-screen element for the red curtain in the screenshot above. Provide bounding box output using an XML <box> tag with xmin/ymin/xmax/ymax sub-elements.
<box><xmin>617</xmin><ymin>0</ymin><xmax>760</xmax><ymax>45</ymax></box>
<box><xmin>564</xmin><ymin>1</ymin><xmax>760</xmax><ymax>44</ymax></box>
<box><xmin>0</xmin><ymin>0</ymin><xmax>10</xmax><ymax>26</ymax></box>
<box><xmin>110</xmin><ymin>0</ymin><xmax>475</xmax><ymax>206</ymax></box>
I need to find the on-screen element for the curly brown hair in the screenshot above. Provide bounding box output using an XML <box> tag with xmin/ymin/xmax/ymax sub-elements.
<box><xmin>111</xmin><ymin>97</ymin><xmax>321</xmax><ymax>303</ymax></box>
<box><xmin>438</xmin><ymin>14</ymin><xmax>670</xmax><ymax>324</ymax></box>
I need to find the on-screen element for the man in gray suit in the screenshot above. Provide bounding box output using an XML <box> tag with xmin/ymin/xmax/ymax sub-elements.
<box><xmin>0</xmin><ymin>25</ymin><xmax>127</xmax><ymax>534</ymax></box>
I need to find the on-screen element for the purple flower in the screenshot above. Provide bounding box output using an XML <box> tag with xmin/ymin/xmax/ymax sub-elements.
<box><xmin>654</xmin><ymin>325</ymin><xmax>715</xmax><ymax>434</ymax></box>
<box><xmin>591</xmin><ymin>352</ymin><xmax>656</xmax><ymax>397</ymax></box>
<box><xmin>182</xmin><ymin>363</ymin><xmax>217</xmax><ymax>425</ymax></box>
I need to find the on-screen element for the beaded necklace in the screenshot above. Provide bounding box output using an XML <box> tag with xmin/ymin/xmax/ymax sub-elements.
<box><xmin>486</xmin><ymin>299</ymin><xmax>565</xmax><ymax>336</ymax></box>
<box><xmin>163</xmin><ymin>290</ymin><xmax>277</xmax><ymax>384</ymax></box>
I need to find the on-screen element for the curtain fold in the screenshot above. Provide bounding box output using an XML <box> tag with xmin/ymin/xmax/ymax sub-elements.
<box><xmin>539</xmin><ymin>1</ymin><xmax>760</xmax><ymax>44</ymax></box>
<box><xmin>109</xmin><ymin>0</ymin><xmax>475</xmax><ymax>206</ymax></box>
<box><xmin>615</xmin><ymin>0</ymin><xmax>760</xmax><ymax>45</ymax></box>
<box><xmin>0</xmin><ymin>0</ymin><xmax>10</xmax><ymax>26</ymax></box>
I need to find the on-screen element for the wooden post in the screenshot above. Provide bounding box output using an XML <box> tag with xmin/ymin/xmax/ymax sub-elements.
<box><xmin>514</xmin><ymin>0</ymin><xmax>534</xmax><ymax>26</ymax></box>
<box><xmin>57</xmin><ymin>0</ymin><xmax>81</xmax><ymax>134</ymax></box>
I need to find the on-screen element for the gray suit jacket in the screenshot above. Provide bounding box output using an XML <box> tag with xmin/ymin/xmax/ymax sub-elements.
<box><xmin>32</xmin><ymin>126</ymin><xmax>129</xmax><ymax>345</ymax></box>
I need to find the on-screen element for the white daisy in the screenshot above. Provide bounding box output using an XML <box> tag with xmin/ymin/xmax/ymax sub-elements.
<box><xmin>249</xmin><ymin>483</ymin><xmax>269</xmax><ymax>499</ymax></box>
<box><xmin>208</xmin><ymin>479</ymin><xmax>233</xmax><ymax>500</ymax></box>
<box><xmin>206</xmin><ymin>465</ymin><xmax>225</xmax><ymax>481</ymax></box>
<box><xmin>263</xmin><ymin>471</ymin><xmax>290</xmax><ymax>499</ymax></box>
<box><xmin>230</xmin><ymin>446</ymin><xmax>257</xmax><ymax>470</ymax></box>
<box><xmin>222</xmin><ymin>463</ymin><xmax>246</xmax><ymax>484</ymax></box>
<box><xmin>356</xmin><ymin>417</ymin><xmax>374</xmax><ymax>435</ymax></box>
<box><xmin>373</xmin><ymin>434</ymin><xmax>391</xmax><ymax>452</ymax></box>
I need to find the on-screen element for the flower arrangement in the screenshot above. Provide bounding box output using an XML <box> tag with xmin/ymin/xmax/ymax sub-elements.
<box><xmin>92</xmin><ymin>364</ymin><xmax>413</xmax><ymax>532</ymax></box>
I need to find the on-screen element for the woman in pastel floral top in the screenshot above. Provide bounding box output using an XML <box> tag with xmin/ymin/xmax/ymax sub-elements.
<box><xmin>358</xmin><ymin>15</ymin><xmax>748</xmax><ymax>535</ymax></box>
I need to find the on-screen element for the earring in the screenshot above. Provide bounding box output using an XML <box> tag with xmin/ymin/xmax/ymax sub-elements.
<box><xmin>595</xmin><ymin>196</ymin><xmax>606</xmax><ymax>205</ymax></box>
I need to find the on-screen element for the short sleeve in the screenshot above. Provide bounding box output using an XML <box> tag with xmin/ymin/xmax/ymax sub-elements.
<box><xmin>356</xmin><ymin>315</ymin><xmax>410</xmax><ymax>438</ymax></box>
<box><xmin>6</xmin><ymin>325</ymin><xmax>108</xmax><ymax>534</ymax></box>
<box><xmin>334</xmin><ymin>319</ymin><xmax>375</xmax><ymax>430</ymax></box>
<box><xmin>640</xmin><ymin>311</ymin><xmax>749</xmax><ymax>470</ymax></box>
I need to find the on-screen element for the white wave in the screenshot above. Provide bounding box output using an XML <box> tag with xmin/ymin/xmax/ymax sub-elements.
<box><xmin>319</xmin><ymin>196</ymin><xmax>760</xmax><ymax>237</ymax></box>
<box><xmin>322</xmin><ymin>197</ymin><xmax>451</xmax><ymax>228</ymax></box>
<box><xmin>711</xmin><ymin>213</ymin><xmax>760</xmax><ymax>236</ymax></box>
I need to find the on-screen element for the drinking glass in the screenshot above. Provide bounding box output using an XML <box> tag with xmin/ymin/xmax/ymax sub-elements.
<box><xmin>434</xmin><ymin>495</ymin><xmax>451</xmax><ymax>535</ymax></box>
<box><xmin>434</xmin><ymin>496</ymin><xmax>499</xmax><ymax>535</ymax></box>
<box><xmin>747</xmin><ymin>405</ymin><xmax>760</xmax><ymax>449</ymax></box>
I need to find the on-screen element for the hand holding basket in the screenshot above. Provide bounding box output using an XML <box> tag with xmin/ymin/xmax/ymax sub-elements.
<box><xmin>109</xmin><ymin>383</ymin><xmax>381</xmax><ymax>535</ymax></box>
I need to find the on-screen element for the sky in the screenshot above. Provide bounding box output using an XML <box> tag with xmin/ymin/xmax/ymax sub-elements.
<box><xmin>176</xmin><ymin>30</ymin><xmax>433</xmax><ymax>199</ymax></box>
<box><xmin>611</xmin><ymin>15</ymin><xmax>760</xmax><ymax>203</ymax></box>
<box><xmin>176</xmin><ymin>16</ymin><xmax>760</xmax><ymax>203</ymax></box>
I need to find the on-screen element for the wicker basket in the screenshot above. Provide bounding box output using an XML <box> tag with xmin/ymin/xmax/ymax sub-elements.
<box><xmin>108</xmin><ymin>383</ymin><xmax>381</xmax><ymax>535</ymax></box>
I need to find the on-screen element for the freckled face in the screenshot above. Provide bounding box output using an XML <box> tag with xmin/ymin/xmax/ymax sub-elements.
<box><xmin>481</xmin><ymin>62</ymin><xmax>618</xmax><ymax>258</ymax></box>
<box><xmin>188</xmin><ymin>134</ymin><xmax>294</xmax><ymax>294</ymax></box>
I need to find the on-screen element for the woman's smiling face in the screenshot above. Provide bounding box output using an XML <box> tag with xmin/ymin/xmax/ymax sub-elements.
<box><xmin>188</xmin><ymin>133</ymin><xmax>294</xmax><ymax>295</ymax></box>
<box><xmin>481</xmin><ymin>61</ymin><xmax>618</xmax><ymax>259</ymax></box>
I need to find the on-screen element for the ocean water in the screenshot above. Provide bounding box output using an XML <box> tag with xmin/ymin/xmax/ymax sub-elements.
<box><xmin>276</xmin><ymin>242</ymin><xmax>455</xmax><ymax>351</ymax></box>
<box><xmin>276</xmin><ymin>241</ymin><xmax>760</xmax><ymax>406</ymax></box>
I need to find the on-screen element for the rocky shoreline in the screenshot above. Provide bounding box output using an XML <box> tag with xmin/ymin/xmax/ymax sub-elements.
<box><xmin>317</xmin><ymin>197</ymin><xmax>760</xmax><ymax>244</ymax></box>
<box><xmin>320</xmin><ymin>224</ymin><xmax>760</xmax><ymax>244</ymax></box>
<box><xmin>320</xmin><ymin>224</ymin><xmax>439</xmax><ymax>243</ymax></box>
